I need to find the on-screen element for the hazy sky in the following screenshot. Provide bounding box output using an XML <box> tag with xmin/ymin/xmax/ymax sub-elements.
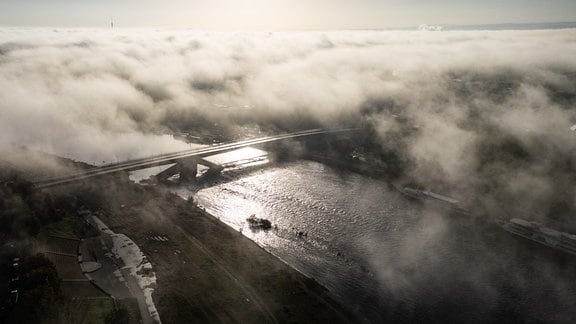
<box><xmin>0</xmin><ymin>0</ymin><xmax>574</xmax><ymax>29</ymax></box>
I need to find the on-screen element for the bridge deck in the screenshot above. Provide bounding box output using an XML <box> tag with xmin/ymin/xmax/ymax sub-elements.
<box><xmin>34</xmin><ymin>129</ymin><xmax>352</xmax><ymax>188</ymax></box>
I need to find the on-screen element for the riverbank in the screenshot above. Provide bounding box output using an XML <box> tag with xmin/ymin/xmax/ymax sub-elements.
<box><xmin>1</xmin><ymin>147</ymin><xmax>356</xmax><ymax>323</ymax></box>
<box><xmin>96</xmin><ymin>183</ymin><xmax>356</xmax><ymax>323</ymax></box>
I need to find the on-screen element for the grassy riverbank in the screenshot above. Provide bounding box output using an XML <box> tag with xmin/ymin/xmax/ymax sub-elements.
<box><xmin>98</xmin><ymin>183</ymin><xmax>355</xmax><ymax>323</ymax></box>
<box><xmin>1</xmin><ymin>149</ymin><xmax>356</xmax><ymax>323</ymax></box>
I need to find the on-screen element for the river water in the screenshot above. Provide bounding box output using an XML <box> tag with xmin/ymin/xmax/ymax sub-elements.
<box><xmin>166</xmin><ymin>160</ymin><xmax>576</xmax><ymax>323</ymax></box>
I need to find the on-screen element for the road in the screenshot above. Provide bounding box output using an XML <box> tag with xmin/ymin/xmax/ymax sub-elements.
<box><xmin>34</xmin><ymin>128</ymin><xmax>348</xmax><ymax>188</ymax></box>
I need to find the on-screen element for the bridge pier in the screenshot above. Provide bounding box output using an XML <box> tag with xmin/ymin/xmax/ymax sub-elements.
<box><xmin>154</xmin><ymin>164</ymin><xmax>183</xmax><ymax>182</ymax></box>
<box><xmin>179</xmin><ymin>158</ymin><xmax>199</xmax><ymax>182</ymax></box>
<box><xmin>154</xmin><ymin>157</ymin><xmax>222</xmax><ymax>184</ymax></box>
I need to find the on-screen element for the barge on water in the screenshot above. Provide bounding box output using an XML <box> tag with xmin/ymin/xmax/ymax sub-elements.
<box><xmin>399</xmin><ymin>187</ymin><xmax>469</xmax><ymax>215</ymax></box>
<box><xmin>497</xmin><ymin>218</ymin><xmax>576</xmax><ymax>256</ymax></box>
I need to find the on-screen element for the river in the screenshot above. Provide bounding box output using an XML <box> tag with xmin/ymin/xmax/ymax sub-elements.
<box><xmin>153</xmin><ymin>158</ymin><xmax>576</xmax><ymax>323</ymax></box>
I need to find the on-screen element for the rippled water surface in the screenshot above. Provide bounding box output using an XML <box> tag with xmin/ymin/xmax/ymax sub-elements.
<box><xmin>173</xmin><ymin>161</ymin><xmax>576</xmax><ymax>323</ymax></box>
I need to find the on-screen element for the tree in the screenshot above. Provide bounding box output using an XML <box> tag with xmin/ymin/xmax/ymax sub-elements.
<box><xmin>7</xmin><ymin>254</ymin><xmax>62</xmax><ymax>323</ymax></box>
<box><xmin>105</xmin><ymin>305</ymin><xmax>130</xmax><ymax>324</ymax></box>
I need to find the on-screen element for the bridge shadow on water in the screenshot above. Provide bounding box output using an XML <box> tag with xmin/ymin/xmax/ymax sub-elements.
<box><xmin>152</xmin><ymin>158</ymin><xmax>280</xmax><ymax>196</ymax></box>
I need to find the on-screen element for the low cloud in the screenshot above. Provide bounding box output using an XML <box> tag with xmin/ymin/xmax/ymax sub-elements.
<box><xmin>0</xmin><ymin>27</ymin><xmax>575</xmax><ymax>217</ymax></box>
<box><xmin>2</xmin><ymin>27</ymin><xmax>576</xmax><ymax>322</ymax></box>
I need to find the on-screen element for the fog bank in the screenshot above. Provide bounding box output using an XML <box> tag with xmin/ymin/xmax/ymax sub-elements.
<box><xmin>1</xmin><ymin>27</ymin><xmax>575</xmax><ymax>220</ymax></box>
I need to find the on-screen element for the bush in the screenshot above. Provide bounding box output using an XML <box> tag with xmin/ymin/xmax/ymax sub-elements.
<box><xmin>105</xmin><ymin>306</ymin><xmax>130</xmax><ymax>324</ymax></box>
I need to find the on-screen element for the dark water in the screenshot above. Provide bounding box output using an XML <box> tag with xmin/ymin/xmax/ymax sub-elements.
<box><xmin>174</xmin><ymin>161</ymin><xmax>576</xmax><ymax>323</ymax></box>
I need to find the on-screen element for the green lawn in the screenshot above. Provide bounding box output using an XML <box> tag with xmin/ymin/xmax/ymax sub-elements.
<box><xmin>46</xmin><ymin>216</ymin><xmax>78</xmax><ymax>238</ymax></box>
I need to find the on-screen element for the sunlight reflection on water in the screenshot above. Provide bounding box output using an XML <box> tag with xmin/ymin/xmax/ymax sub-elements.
<box><xmin>175</xmin><ymin>161</ymin><xmax>576</xmax><ymax>323</ymax></box>
<box><xmin>127</xmin><ymin>144</ymin><xmax>576</xmax><ymax>323</ymax></box>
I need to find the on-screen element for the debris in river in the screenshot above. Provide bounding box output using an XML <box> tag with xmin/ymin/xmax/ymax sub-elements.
<box><xmin>246</xmin><ymin>214</ymin><xmax>272</xmax><ymax>231</ymax></box>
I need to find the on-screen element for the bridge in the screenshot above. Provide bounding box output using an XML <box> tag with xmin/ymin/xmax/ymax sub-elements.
<box><xmin>34</xmin><ymin>128</ymin><xmax>350</xmax><ymax>189</ymax></box>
